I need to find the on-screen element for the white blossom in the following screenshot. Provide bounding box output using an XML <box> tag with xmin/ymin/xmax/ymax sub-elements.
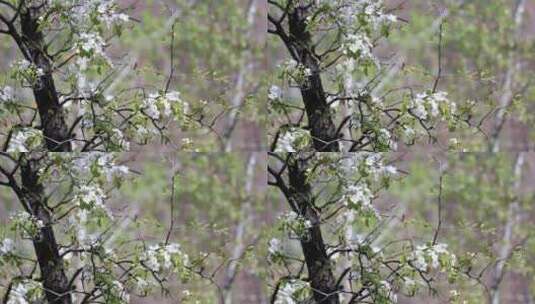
<box><xmin>111</xmin><ymin>128</ymin><xmax>130</xmax><ymax>151</ymax></box>
<box><xmin>70</xmin><ymin>153</ymin><xmax>129</xmax><ymax>182</ymax></box>
<box><xmin>275</xmin><ymin>279</ymin><xmax>311</xmax><ymax>304</ymax></box>
<box><xmin>10</xmin><ymin>211</ymin><xmax>44</xmax><ymax>238</ymax></box>
<box><xmin>7</xmin><ymin>128</ymin><xmax>43</xmax><ymax>153</ymax></box>
<box><xmin>142</xmin><ymin>91</ymin><xmax>188</xmax><ymax>120</ymax></box>
<box><xmin>342</xmin><ymin>33</ymin><xmax>375</xmax><ymax>63</ymax></box>
<box><xmin>0</xmin><ymin>238</ymin><xmax>14</xmax><ymax>255</ymax></box>
<box><xmin>268</xmin><ymin>85</ymin><xmax>282</xmax><ymax>101</ymax></box>
<box><xmin>6</xmin><ymin>280</ymin><xmax>43</xmax><ymax>304</ymax></box>
<box><xmin>379</xmin><ymin>280</ymin><xmax>397</xmax><ymax>303</ymax></box>
<box><xmin>11</xmin><ymin>59</ymin><xmax>31</xmax><ymax>71</ymax></box>
<box><xmin>279</xmin><ymin>60</ymin><xmax>312</xmax><ymax>84</ymax></box>
<box><xmin>268</xmin><ymin>238</ymin><xmax>282</xmax><ymax>256</ymax></box>
<box><xmin>403</xmin><ymin>126</ymin><xmax>416</xmax><ymax>140</ymax></box>
<box><xmin>278</xmin><ymin>211</ymin><xmax>313</xmax><ymax>240</ymax></box>
<box><xmin>0</xmin><ymin>86</ymin><xmax>14</xmax><ymax>101</ymax></box>
<box><xmin>73</xmin><ymin>184</ymin><xmax>113</xmax><ymax>219</ymax></box>
<box><xmin>410</xmin><ymin>91</ymin><xmax>456</xmax><ymax>121</ymax></box>
<box><xmin>411</xmin><ymin>243</ymin><xmax>456</xmax><ymax>272</ymax></box>
<box><xmin>404</xmin><ymin>277</ymin><xmax>416</xmax><ymax>289</ymax></box>
<box><xmin>141</xmin><ymin>243</ymin><xmax>189</xmax><ymax>273</ymax></box>
<box><xmin>135</xmin><ymin>277</ymin><xmax>150</xmax><ymax>294</ymax></box>
<box><xmin>275</xmin><ymin>128</ymin><xmax>311</xmax><ymax>152</ymax></box>
<box><xmin>342</xmin><ymin>183</ymin><xmax>375</xmax><ymax>211</ymax></box>
<box><xmin>77</xmin><ymin>32</ymin><xmax>106</xmax><ymax>57</ymax></box>
<box><xmin>377</xmin><ymin>128</ymin><xmax>397</xmax><ymax>151</ymax></box>
<box><xmin>110</xmin><ymin>280</ymin><xmax>130</xmax><ymax>303</ymax></box>
<box><xmin>96</xmin><ymin>1</ymin><xmax>130</xmax><ymax>27</ymax></box>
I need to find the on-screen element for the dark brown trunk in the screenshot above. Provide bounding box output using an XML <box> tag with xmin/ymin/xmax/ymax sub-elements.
<box><xmin>287</xmin><ymin>6</ymin><xmax>339</xmax><ymax>152</ymax></box>
<box><xmin>20</xmin><ymin>8</ymin><xmax>71</xmax><ymax>152</ymax></box>
<box><xmin>287</xmin><ymin>157</ymin><xmax>340</xmax><ymax>304</ymax></box>
<box><xmin>20</xmin><ymin>159</ymin><xmax>72</xmax><ymax>304</ymax></box>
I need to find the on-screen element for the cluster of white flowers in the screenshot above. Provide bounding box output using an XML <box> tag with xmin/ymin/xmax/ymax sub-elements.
<box><xmin>54</xmin><ymin>0</ymin><xmax>129</xmax><ymax>30</ymax></box>
<box><xmin>10</xmin><ymin>212</ymin><xmax>44</xmax><ymax>228</ymax></box>
<box><xmin>411</xmin><ymin>243</ymin><xmax>457</xmax><ymax>272</ymax></box>
<box><xmin>448</xmin><ymin>137</ymin><xmax>460</xmax><ymax>150</ymax></box>
<box><xmin>377</xmin><ymin>128</ymin><xmax>397</xmax><ymax>151</ymax></box>
<box><xmin>403</xmin><ymin>126</ymin><xmax>416</xmax><ymax>141</ymax></box>
<box><xmin>6</xmin><ymin>128</ymin><xmax>43</xmax><ymax>153</ymax></box>
<box><xmin>449</xmin><ymin>289</ymin><xmax>461</xmax><ymax>301</ymax></box>
<box><xmin>334</xmin><ymin>58</ymin><xmax>360</xmax><ymax>95</ymax></box>
<box><xmin>331</xmin><ymin>154</ymin><xmax>399</xmax><ymax>222</ymax></box>
<box><xmin>275</xmin><ymin>128</ymin><xmax>311</xmax><ymax>152</ymax></box>
<box><xmin>11</xmin><ymin>59</ymin><xmax>44</xmax><ymax>77</ymax></box>
<box><xmin>40</xmin><ymin>153</ymin><xmax>128</xmax><ymax>246</ymax></box>
<box><xmin>95</xmin><ymin>0</ymin><xmax>129</xmax><ymax>27</ymax></box>
<box><xmin>134</xmin><ymin>277</ymin><xmax>150</xmax><ymax>294</ymax></box>
<box><xmin>341</xmin><ymin>153</ymin><xmax>397</xmax><ymax>181</ymax></box>
<box><xmin>142</xmin><ymin>91</ymin><xmax>188</xmax><ymax>121</ymax></box>
<box><xmin>0</xmin><ymin>238</ymin><xmax>14</xmax><ymax>256</ymax></box>
<box><xmin>6</xmin><ymin>280</ymin><xmax>43</xmax><ymax>304</ymax></box>
<box><xmin>279</xmin><ymin>60</ymin><xmax>312</xmax><ymax>85</ymax></box>
<box><xmin>278</xmin><ymin>211</ymin><xmax>313</xmax><ymax>240</ymax></box>
<box><xmin>181</xmin><ymin>137</ymin><xmax>196</xmax><ymax>151</ymax></box>
<box><xmin>353</xmin><ymin>0</ymin><xmax>398</xmax><ymax>26</ymax></box>
<box><xmin>309</xmin><ymin>0</ymin><xmax>396</xmax><ymax>65</ymax></box>
<box><xmin>268</xmin><ymin>238</ymin><xmax>282</xmax><ymax>256</ymax></box>
<box><xmin>10</xmin><ymin>212</ymin><xmax>44</xmax><ymax>238</ymax></box>
<box><xmin>320</xmin><ymin>0</ymin><xmax>397</xmax><ymax>30</ymax></box>
<box><xmin>378</xmin><ymin>280</ymin><xmax>398</xmax><ymax>303</ymax></box>
<box><xmin>311</xmin><ymin>0</ymin><xmax>397</xmax><ymax>27</ymax></box>
<box><xmin>410</xmin><ymin>91</ymin><xmax>457</xmax><ymax>121</ymax></box>
<box><xmin>11</xmin><ymin>59</ymin><xmax>30</xmax><ymax>72</ymax></box>
<box><xmin>69</xmin><ymin>209</ymin><xmax>101</xmax><ymax>247</ymax></box>
<box><xmin>275</xmin><ymin>279</ymin><xmax>311</xmax><ymax>304</ymax></box>
<box><xmin>108</xmin><ymin>280</ymin><xmax>130</xmax><ymax>303</ymax></box>
<box><xmin>341</xmin><ymin>182</ymin><xmax>375</xmax><ymax>211</ymax></box>
<box><xmin>404</xmin><ymin>277</ymin><xmax>417</xmax><ymax>290</ymax></box>
<box><xmin>268</xmin><ymin>85</ymin><xmax>282</xmax><ymax>102</ymax></box>
<box><xmin>111</xmin><ymin>128</ymin><xmax>130</xmax><ymax>151</ymax></box>
<box><xmin>70</xmin><ymin>152</ymin><xmax>129</xmax><ymax>181</ymax></box>
<box><xmin>141</xmin><ymin>243</ymin><xmax>189</xmax><ymax>274</ymax></box>
<box><xmin>0</xmin><ymin>86</ymin><xmax>13</xmax><ymax>101</ymax></box>
<box><xmin>342</xmin><ymin>33</ymin><xmax>375</xmax><ymax>63</ymax></box>
<box><xmin>73</xmin><ymin>184</ymin><xmax>112</xmax><ymax>218</ymax></box>
<box><xmin>77</xmin><ymin>32</ymin><xmax>107</xmax><ymax>57</ymax></box>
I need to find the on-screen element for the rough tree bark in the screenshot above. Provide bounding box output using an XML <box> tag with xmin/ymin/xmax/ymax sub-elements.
<box><xmin>270</xmin><ymin>4</ymin><xmax>340</xmax><ymax>151</ymax></box>
<box><xmin>19</xmin><ymin>6</ymin><xmax>72</xmax><ymax>152</ymax></box>
<box><xmin>286</xmin><ymin>156</ymin><xmax>339</xmax><ymax>304</ymax></box>
<box><xmin>18</xmin><ymin>158</ymin><xmax>72</xmax><ymax>304</ymax></box>
<box><xmin>1</xmin><ymin>3</ymin><xmax>74</xmax><ymax>303</ymax></box>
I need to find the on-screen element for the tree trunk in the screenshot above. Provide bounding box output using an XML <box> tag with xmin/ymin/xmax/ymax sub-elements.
<box><xmin>20</xmin><ymin>8</ymin><xmax>71</xmax><ymax>152</ymax></box>
<box><xmin>287</xmin><ymin>157</ymin><xmax>339</xmax><ymax>304</ymax></box>
<box><xmin>489</xmin><ymin>0</ymin><xmax>526</xmax><ymax>152</ymax></box>
<box><xmin>222</xmin><ymin>154</ymin><xmax>258</xmax><ymax>303</ymax></box>
<box><xmin>20</xmin><ymin>158</ymin><xmax>72</xmax><ymax>304</ymax></box>
<box><xmin>287</xmin><ymin>6</ymin><xmax>339</xmax><ymax>152</ymax></box>
<box><xmin>489</xmin><ymin>152</ymin><xmax>524</xmax><ymax>304</ymax></box>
